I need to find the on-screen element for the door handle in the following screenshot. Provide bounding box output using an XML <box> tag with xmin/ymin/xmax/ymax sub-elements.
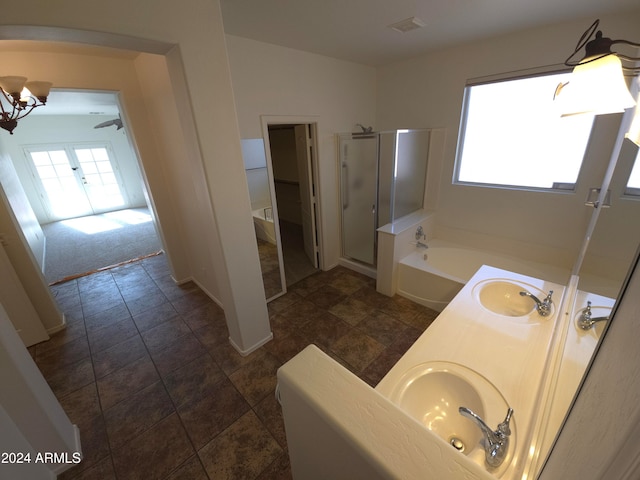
<box><xmin>341</xmin><ymin>162</ymin><xmax>349</xmax><ymax>210</ymax></box>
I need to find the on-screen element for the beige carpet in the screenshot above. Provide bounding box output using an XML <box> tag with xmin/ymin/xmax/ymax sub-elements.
<box><xmin>42</xmin><ymin>208</ymin><xmax>162</xmax><ymax>284</ymax></box>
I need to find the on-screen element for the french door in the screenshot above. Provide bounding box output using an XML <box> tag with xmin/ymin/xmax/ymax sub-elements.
<box><xmin>26</xmin><ymin>144</ymin><xmax>127</xmax><ymax>222</ymax></box>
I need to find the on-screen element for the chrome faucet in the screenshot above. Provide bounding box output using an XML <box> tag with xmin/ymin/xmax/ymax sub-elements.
<box><xmin>459</xmin><ymin>406</ymin><xmax>513</xmax><ymax>468</ymax></box>
<box><xmin>519</xmin><ymin>289</ymin><xmax>553</xmax><ymax>316</ymax></box>
<box><xmin>577</xmin><ymin>301</ymin><xmax>609</xmax><ymax>330</ymax></box>
<box><xmin>414</xmin><ymin>226</ymin><xmax>428</xmax><ymax>249</ymax></box>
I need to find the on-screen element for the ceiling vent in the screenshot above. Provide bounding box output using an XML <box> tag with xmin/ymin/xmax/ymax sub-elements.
<box><xmin>388</xmin><ymin>17</ymin><xmax>426</xmax><ymax>34</ymax></box>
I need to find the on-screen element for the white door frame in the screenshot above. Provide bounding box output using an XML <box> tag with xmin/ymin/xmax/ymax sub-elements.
<box><xmin>294</xmin><ymin>123</ymin><xmax>319</xmax><ymax>269</ymax></box>
<box><xmin>260</xmin><ymin>115</ymin><xmax>324</xmax><ymax>271</ymax></box>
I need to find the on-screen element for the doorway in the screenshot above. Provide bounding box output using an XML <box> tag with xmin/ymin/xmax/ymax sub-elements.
<box><xmin>5</xmin><ymin>91</ymin><xmax>162</xmax><ymax>284</ymax></box>
<box><xmin>264</xmin><ymin>120</ymin><xmax>321</xmax><ymax>286</ymax></box>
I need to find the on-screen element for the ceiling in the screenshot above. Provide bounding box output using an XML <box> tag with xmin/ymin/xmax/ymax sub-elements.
<box><xmin>6</xmin><ymin>1</ymin><xmax>639</xmax><ymax>115</ymax></box>
<box><xmin>219</xmin><ymin>0</ymin><xmax>639</xmax><ymax>66</ymax></box>
<box><xmin>32</xmin><ymin>91</ymin><xmax>120</xmax><ymax>117</ymax></box>
<box><xmin>0</xmin><ymin>41</ymin><xmax>131</xmax><ymax>117</ymax></box>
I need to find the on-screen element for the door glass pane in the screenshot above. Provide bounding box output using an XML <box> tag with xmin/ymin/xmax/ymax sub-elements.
<box><xmin>31</xmin><ymin>151</ymin><xmax>51</xmax><ymax>165</ymax></box>
<box><xmin>36</xmin><ymin>165</ymin><xmax>56</xmax><ymax>178</ymax></box>
<box><xmin>97</xmin><ymin>161</ymin><xmax>113</xmax><ymax>173</ymax></box>
<box><xmin>339</xmin><ymin>134</ymin><xmax>377</xmax><ymax>265</ymax></box>
<box><xmin>74</xmin><ymin>146</ymin><xmax>125</xmax><ymax>211</ymax></box>
<box><xmin>74</xmin><ymin>149</ymin><xmax>93</xmax><ymax>162</ymax></box>
<box><xmin>28</xmin><ymin>150</ymin><xmax>92</xmax><ymax>219</ymax></box>
<box><xmin>50</xmin><ymin>150</ymin><xmax>70</xmax><ymax>164</ymax></box>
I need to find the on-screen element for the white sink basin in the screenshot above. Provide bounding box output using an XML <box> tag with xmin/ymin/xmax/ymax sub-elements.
<box><xmin>387</xmin><ymin>361</ymin><xmax>516</xmax><ymax>475</ymax></box>
<box><xmin>473</xmin><ymin>279</ymin><xmax>550</xmax><ymax>318</ymax></box>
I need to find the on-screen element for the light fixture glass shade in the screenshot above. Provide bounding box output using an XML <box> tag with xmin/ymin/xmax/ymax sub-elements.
<box><xmin>25</xmin><ymin>81</ymin><xmax>53</xmax><ymax>97</ymax></box>
<box><xmin>557</xmin><ymin>54</ymin><xmax>636</xmax><ymax>116</ymax></box>
<box><xmin>24</xmin><ymin>81</ymin><xmax>52</xmax><ymax>99</ymax></box>
<box><xmin>0</xmin><ymin>76</ymin><xmax>27</xmax><ymax>95</ymax></box>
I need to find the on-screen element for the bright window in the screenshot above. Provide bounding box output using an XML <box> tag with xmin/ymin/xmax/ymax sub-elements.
<box><xmin>626</xmin><ymin>150</ymin><xmax>640</xmax><ymax>196</ymax></box>
<box><xmin>455</xmin><ymin>72</ymin><xmax>594</xmax><ymax>190</ymax></box>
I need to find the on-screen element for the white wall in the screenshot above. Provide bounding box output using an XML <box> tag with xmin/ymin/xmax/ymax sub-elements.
<box><xmin>226</xmin><ymin>35</ymin><xmax>377</xmax><ymax>269</ymax></box>
<box><xmin>2</xmin><ymin>114</ymin><xmax>147</xmax><ymax>224</ymax></box>
<box><xmin>0</xmin><ymin>303</ymin><xmax>79</xmax><ymax>478</ymax></box>
<box><xmin>0</xmin><ymin>0</ymin><xmax>272</xmax><ymax>355</ymax></box>
<box><xmin>0</xmin><ymin>145</ymin><xmax>62</xmax><ymax>332</ymax></box>
<box><xmin>0</xmin><ymin>146</ymin><xmax>45</xmax><ymax>269</ymax></box>
<box><xmin>376</xmin><ymin>12</ymin><xmax>640</xmax><ymax>275</ymax></box>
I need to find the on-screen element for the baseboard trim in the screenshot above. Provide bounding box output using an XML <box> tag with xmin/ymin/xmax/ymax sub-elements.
<box><xmin>337</xmin><ymin>258</ymin><xmax>377</xmax><ymax>279</ymax></box>
<box><xmin>229</xmin><ymin>332</ymin><xmax>274</xmax><ymax>357</ymax></box>
<box><xmin>46</xmin><ymin>314</ymin><xmax>67</xmax><ymax>336</ymax></box>
<box><xmin>174</xmin><ymin>275</ymin><xmax>224</xmax><ymax>309</ymax></box>
<box><xmin>49</xmin><ymin>424</ymin><xmax>82</xmax><ymax>476</ymax></box>
<box><xmin>172</xmin><ymin>276</ymin><xmax>273</xmax><ymax>356</ymax></box>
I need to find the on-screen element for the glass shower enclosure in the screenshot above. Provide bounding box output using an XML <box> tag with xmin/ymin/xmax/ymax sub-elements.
<box><xmin>339</xmin><ymin>129</ymin><xmax>430</xmax><ymax>267</ymax></box>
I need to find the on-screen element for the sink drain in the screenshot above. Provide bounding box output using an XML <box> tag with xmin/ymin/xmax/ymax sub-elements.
<box><xmin>450</xmin><ymin>437</ymin><xmax>465</xmax><ymax>453</ymax></box>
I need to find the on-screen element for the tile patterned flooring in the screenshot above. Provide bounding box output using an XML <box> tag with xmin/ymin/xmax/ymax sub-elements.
<box><xmin>33</xmin><ymin>253</ymin><xmax>438</xmax><ymax>479</ymax></box>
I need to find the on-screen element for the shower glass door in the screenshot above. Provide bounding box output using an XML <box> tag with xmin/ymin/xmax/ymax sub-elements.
<box><xmin>339</xmin><ymin>134</ymin><xmax>378</xmax><ymax>265</ymax></box>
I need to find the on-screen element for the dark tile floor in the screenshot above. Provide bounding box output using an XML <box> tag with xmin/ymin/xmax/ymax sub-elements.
<box><xmin>33</xmin><ymin>253</ymin><xmax>438</xmax><ymax>480</ymax></box>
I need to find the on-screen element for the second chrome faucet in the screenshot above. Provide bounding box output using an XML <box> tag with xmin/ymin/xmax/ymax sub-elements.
<box><xmin>577</xmin><ymin>301</ymin><xmax>609</xmax><ymax>330</ymax></box>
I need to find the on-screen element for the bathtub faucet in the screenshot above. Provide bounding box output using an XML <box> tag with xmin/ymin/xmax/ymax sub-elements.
<box><xmin>414</xmin><ymin>226</ymin><xmax>428</xmax><ymax>249</ymax></box>
<box><xmin>519</xmin><ymin>289</ymin><xmax>553</xmax><ymax>316</ymax></box>
<box><xmin>459</xmin><ymin>406</ymin><xmax>513</xmax><ymax>468</ymax></box>
<box><xmin>577</xmin><ymin>301</ymin><xmax>609</xmax><ymax>330</ymax></box>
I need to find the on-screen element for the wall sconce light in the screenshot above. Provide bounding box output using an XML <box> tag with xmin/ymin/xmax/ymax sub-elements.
<box><xmin>0</xmin><ymin>76</ymin><xmax>52</xmax><ymax>135</ymax></box>
<box><xmin>554</xmin><ymin>19</ymin><xmax>639</xmax><ymax>117</ymax></box>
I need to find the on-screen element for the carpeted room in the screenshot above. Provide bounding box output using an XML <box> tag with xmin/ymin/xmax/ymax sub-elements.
<box><xmin>43</xmin><ymin>207</ymin><xmax>162</xmax><ymax>285</ymax></box>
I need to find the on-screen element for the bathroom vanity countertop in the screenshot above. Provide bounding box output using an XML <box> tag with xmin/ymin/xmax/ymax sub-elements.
<box><xmin>278</xmin><ymin>344</ymin><xmax>498</xmax><ymax>480</ymax></box>
<box><xmin>376</xmin><ymin>264</ymin><xmax>566</xmax><ymax>479</ymax></box>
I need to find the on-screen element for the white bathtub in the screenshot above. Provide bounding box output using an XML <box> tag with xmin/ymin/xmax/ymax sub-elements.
<box><xmin>397</xmin><ymin>240</ymin><xmax>569</xmax><ymax>312</ymax></box>
<box><xmin>252</xmin><ymin>207</ymin><xmax>276</xmax><ymax>244</ymax></box>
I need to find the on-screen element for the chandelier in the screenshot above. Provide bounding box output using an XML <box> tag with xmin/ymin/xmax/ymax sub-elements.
<box><xmin>0</xmin><ymin>76</ymin><xmax>52</xmax><ymax>135</ymax></box>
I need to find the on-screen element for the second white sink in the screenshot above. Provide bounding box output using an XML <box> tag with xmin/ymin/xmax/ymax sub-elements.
<box><xmin>473</xmin><ymin>278</ymin><xmax>551</xmax><ymax>319</ymax></box>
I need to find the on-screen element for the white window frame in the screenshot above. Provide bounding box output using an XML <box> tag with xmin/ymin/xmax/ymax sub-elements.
<box><xmin>454</xmin><ymin>70</ymin><xmax>595</xmax><ymax>192</ymax></box>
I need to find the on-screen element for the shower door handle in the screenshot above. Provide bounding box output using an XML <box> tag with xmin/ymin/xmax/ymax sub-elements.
<box><xmin>341</xmin><ymin>162</ymin><xmax>349</xmax><ymax>210</ymax></box>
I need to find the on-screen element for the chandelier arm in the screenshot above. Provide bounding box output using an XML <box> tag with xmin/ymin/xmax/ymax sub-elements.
<box><xmin>13</xmin><ymin>102</ymin><xmax>40</xmax><ymax>121</ymax></box>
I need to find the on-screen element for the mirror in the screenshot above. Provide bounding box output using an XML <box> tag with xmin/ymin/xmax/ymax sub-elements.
<box><xmin>241</xmin><ymin>138</ymin><xmax>285</xmax><ymax>301</ymax></box>
<box><xmin>578</xmin><ymin>139</ymin><xmax>640</xmax><ymax>300</ymax></box>
<box><xmin>263</xmin><ymin>122</ymin><xmax>320</xmax><ymax>287</ymax></box>
<box><xmin>531</xmin><ymin>114</ymin><xmax>640</xmax><ymax>474</ymax></box>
